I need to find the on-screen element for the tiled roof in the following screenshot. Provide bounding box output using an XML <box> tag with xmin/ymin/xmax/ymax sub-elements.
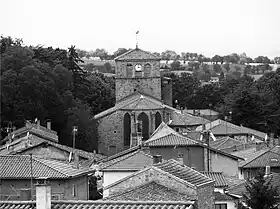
<box><xmin>145</xmin><ymin>133</ymin><xmax>199</xmax><ymax>147</ymax></box>
<box><xmin>94</xmin><ymin>92</ymin><xmax>177</xmax><ymax>119</ymax></box>
<box><xmin>185</xmin><ymin>109</ymin><xmax>220</xmax><ymax>116</ymax></box>
<box><xmin>114</xmin><ymin>48</ymin><xmax>161</xmax><ymax>61</ymax></box>
<box><xmin>0</xmin><ymin>200</ymin><xmax>194</xmax><ymax>209</ymax></box>
<box><xmin>241</xmin><ymin>151</ymin><xmax>280</xmax><ymax>168</ymax></box>
<box><xmin>154</xmin><ymin>159</ymin><xmax>214</xmax><ymax>187</ymax></box>
<box><xmin>196</xmin><ymin>119</ymin><xmax>266</xmax><ymax>139</ymax></box>
<box><xmin>202</xmin><ymin>172</ymin><xmax>228</xmax><ymax>188</ymax></box>
<box><xmin>210</xmin><ymin>137</ymin><xmax>243</xmax><ymax>150</ymax></box>
<box><xmin>214</xmin><ymin>192</ymin><xmax>235</xmax><ymax>201</ymax></box>
<box><xmin>100</xmin><ymin>150</ymin><xmax>153</xmax><ymax>171</ymax></box>
<box><xmin>0</xmin><ymin>135</ymin><xmax>106</xmax><ymax>161</ymax></box>
<box><xmin>0</xmin><ymin>155</ymin><xmax>93</xmax><ymax>179</ymax></box>
<box><xmin>170</xmin><ymin>111</ymin><xmax>210</xmax><ymax>126</ymax></box>
<box><xmin>103</xmin><ymin>181</ymin><xmax>196</xmax><ymax>201</ymax></box>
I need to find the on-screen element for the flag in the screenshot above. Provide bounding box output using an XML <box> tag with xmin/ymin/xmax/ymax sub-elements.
<box><xmin>136</xmin><ymin>31</ymin><xmax>139</xmax><ymax>34</ymax></box>
<box><xmin>209</xmin><ymin>131</ymin><xmax>217</xmax><ymax>141</ymax></box>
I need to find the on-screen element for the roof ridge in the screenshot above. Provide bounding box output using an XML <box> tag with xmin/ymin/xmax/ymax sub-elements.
<box><xmin>240</xmin><ymin>149</ymin><xmax>271</xmax><ymax>168</ymax></box>
<box><xmin>100</xmin><ymin>146</ymin><xmax>140</xmax><ymax>163</ymax></box>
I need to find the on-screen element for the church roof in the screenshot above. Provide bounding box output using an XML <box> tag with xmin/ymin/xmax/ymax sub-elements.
<box><xmin>170</xmin><ymin>111</ymin><xmax>210</xmax><ymax>126</ymax></box>
<box><xmin>114</xmin><ymin>48</ymin><xmax>161</xmax><ymax>61</ymax></box>
<box><xmin>94</xmin><ymin>92</ymin><xmax>178</xmax><ymax>120</ymax></box>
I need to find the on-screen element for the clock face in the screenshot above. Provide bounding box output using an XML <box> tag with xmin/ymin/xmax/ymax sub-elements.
<box><xmin>135</xmin><ymin>64</ymin><xmax>142</xmax><ymax>72</ymax></box>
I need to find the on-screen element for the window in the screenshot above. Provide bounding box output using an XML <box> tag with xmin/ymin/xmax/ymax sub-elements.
<box><xmin>123</xmin><ymin>113</ymin><xmax>131</xmax><ymax>146</ymax></box>
<box><xmin>126</xmin><ymin>63</ymin><xmax>133</xmax><ymax>77</ymax></box>
<box><xmin>144</xmin><ymin>63</ymin><xmax>151</xmax><ymax>76</ymax></box>
<box><xmin>155</xmin><ymin>112</ymin><xmax>162</xmax><ymax>130</ymax></box>
<box><xmin>72</xmin><ymin>185</ymin><xmax>76</xmax><ymax>197</ymax></box>
<box><xmin>215</xmin><ymin>204</ymin><xmax>227</xmax><ymax>209</ymax></box>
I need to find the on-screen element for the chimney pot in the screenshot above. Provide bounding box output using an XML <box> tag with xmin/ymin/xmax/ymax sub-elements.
<box><xmin>36</xmin><ymin>177</ymin><xmax>51</xmax><ymax>209</ymax></box>
<box><xmin>177</xmin><ymin>153</ymin><xmax>184</xmax><ymax>165</ymax></box>
<box><xmin>153</xmin><ymin>155</ymin><xmax>162</xmax><ymax>164</ymax></box>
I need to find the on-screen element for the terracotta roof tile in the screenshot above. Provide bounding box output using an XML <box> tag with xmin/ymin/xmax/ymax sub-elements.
<box><xmin>154</xmin><ymin>159</ymin><xmax>214</xmax><ymax>187</ymax></box>
<box><xmin>145</xmin><ymin>133</ymin><xmax>198</xmax><ymax>147</ymax></box>
<box><xmin>100</xmin><ymin>150</ymin><xmax>153</xmax><ymax>171</ymax></box>
<box><xmin>94</xmin><ymin>92</ymin><xmax>177</xmax><ymax>119</ymax></box>
<box><xmin>241</xmin><ymin>151</ymin><xmax>280</xmax><ymax>168</ymax></box>
<box><xmin>170</xmin><ymin>111</ymin><xmax>210</xmax><ymax>126</ymax></box>
<box><xmin>202</xmin><ymin>172</ymin><xmax>228</xmax><ymax>188</ymax></box>
<box><xmin>114</xmin><ymin>48</ymin><xmax>161</xmax><ymax>61</ymax></box>
<box><xmin>0</xmin><ymin>155</ymin><xmax>93</xmax><ymax>179</ymax></box>
<box><xmin>0</xmin><ymin>200</ymin><xmax>194</xmax><ymax>209</ymax></box>
<box><xmin>103</xmin><ymin>181</ymin><xmax>196</xmax><ymax>201</ymax></box>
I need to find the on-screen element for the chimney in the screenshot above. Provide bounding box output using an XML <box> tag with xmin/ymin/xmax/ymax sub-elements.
<box><xmin>73</xmin><ymin>152</ymin><xmax>79</xmax><ymax>169</ymax></box>
<box><xmin>141</xmin><ymin>144</ymin><xmax>150</xmax><ymax>155</ymax></box>
<box><xmin>46</xmin><ymin>120</ymin><xmax>51</xmax><ymax>130</ymax></box>
<box><xmin>265</xmin><ymin>165</ymin><xmax>271</xmax><ymax>177</ymax></box>
<box><xmin>153</xmin><ymin>155</ymin><xmax>162</xmax><ymax>164</ymax></box>
<box><xmin>36</xmin><ymin>177</ymin><xmax>51</xmax><ymax>209</ymax></box>
<box><xmin>37</xmin><ymin>120</ymin><xmax>40</xmax><ymax>129</ymax></box>
<box><xmin>177</xmin><ymin>153</ymin><xmax>184</xmax><ymax>165</ymax></box>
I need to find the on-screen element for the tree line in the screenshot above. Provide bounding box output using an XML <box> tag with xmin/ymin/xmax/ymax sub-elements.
<box><xmin>77</xmin><ymin>48</ymin><xmax>280</xmax><ymax>65</ymax></box>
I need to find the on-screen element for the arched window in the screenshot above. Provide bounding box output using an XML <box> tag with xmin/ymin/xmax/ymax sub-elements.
<box><xmin>123</xmin><ymin>113</ymin><xmax>131</xmax><ymax>146</ymax></box>
<box><xmin>144</xmin><ymin>63</ymin><xmax>151</xmax><ymax>77</ymax></box>
<box><xmin>126</xmin><ymin>63</ymin><xmax>133</xmax><ymax>77</ymax></box>
<box><xmin>137</xmin><ymin>112</ymin><xmax>149</xmax><ymax>141</ymax></box>
<box><xmin>155</xmin><ymin>112</ymin><xmax>162</xmax><ymax>129</ymax></box>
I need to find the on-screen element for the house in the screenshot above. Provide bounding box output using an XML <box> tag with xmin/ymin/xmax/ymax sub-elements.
<box><xmin>103</xmin><ymin>158</ymin><xmax>215</xmax><ymax>209</ymax></box>
<box><xmin>0</xmin><ymin>121</ymin><xmax>105</xmax><ymax>164</ymax></box>
<box><xmin>184</xmin><ymin>109</ymin><xmax>220</xmax><ymax>121</ymax></box>
<box><xmin>143</xmin><ymin>122</ymin><xmax>242</xmax><ymax>177</ymax></box>
<box><xmin>0</xmin><ymin>155</ymin><xmax>94</xmax><ymax>201</ymax></box>
<box><xmin>233</xmin><ymin>146</ymin><xmax>280</xmax><ymax>179</ymax></box>
<box><xmin>195</xmin><ymin>119</ymin><xmax>267</xmax><ymax>142</ymax></box>
<box><xmin>0</xmin><ymin>178</ymin><xmax>195</xmax><ymax>209</ymax></box>
<box><xmin>169</xmin><ymin>110</ymin><xmax>210</xmax><ymax>132</ymax></box>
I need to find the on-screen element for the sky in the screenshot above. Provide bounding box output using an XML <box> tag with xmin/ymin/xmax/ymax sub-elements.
<box><xmin>1</xmin><ymin>0</ymin><xmax>280</xmax><ymax>58</ymax></box>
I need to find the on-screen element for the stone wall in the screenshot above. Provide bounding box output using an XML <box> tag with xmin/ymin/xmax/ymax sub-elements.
<box><xmin>161</xmin><ymin>77</ymin><xmax>172</xmax><ymax>106</ymax></box>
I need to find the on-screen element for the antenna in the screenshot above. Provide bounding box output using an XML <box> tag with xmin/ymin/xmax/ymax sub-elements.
<box><xmin>136</xmin><ymin>30</ymin><xmax>139</xmax><ymax>49</ymax></box>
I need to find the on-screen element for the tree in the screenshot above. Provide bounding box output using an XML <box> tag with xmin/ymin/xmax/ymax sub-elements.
<box><xmin>161</xmin><ymin>50</ymin><xmax>177</xmax><ymax>63</ymax></box>
<box><xmin>274</xmin><ymin>57</ymin><xmax>280</xmax><ymax>64</ymax></box>
<box><xmin>213</xmin><ymin>64</ymin><xmax>222</xmax><ymax>74</ymax></box>
<box><xmin>223</xmin><ymin>63</ymin><xmax>231</xmax><ymax>72</ymax></box>
<box><xmin>113</xmin><ymin>48</ymin><xmax>129</xmax><ymax>58</ymax></box>
<box><xmin>254</xmin><ymin>56</ymin><xmax>271</xmax><ymax>64</ymax></box>
<box><xmin>212</xmin><ymin>55</ymin><xmax>223</xmax><ymax>64</ymax></box>
<box><xmin>93</xmin><ymin>48</ymin><xmax>108</xmax><ymax>60</ymax></box>
<box><xmin>170</xmin><ymin>60</ymin><xmax>181</xmax><ymax>71</ymax></box>
<box><xmin>243</xmin><ymin>172</ymin><xmax>280</xmax><ymax>209</ymax></box>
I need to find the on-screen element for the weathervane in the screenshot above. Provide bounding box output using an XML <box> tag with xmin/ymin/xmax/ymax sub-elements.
<box><xmin>136</xmin><ymin>30</ymin><xmax>139</xmax><ymax>49</ymax></box>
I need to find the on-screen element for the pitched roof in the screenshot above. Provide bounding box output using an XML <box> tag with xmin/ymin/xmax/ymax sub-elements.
<box><xmin>227</xmin><ymin>181</ymin><xmax>247</xmax><ymax>196</ymax></box>
<box><xmin>185</xmin><ymin>109</ymin><xmax>220</xmax><ymax>116</ymax></box>
<box><xmin>214</xmin><ymin>192</ymin><xmax>235</xmax><ymax>201</ymax></box>
<box><xmin>0</xmin><ymin>135</ymin><xmax>105</xmax><ymax>161</ymax></box>
<box><xmin>103</xmin><ymin>181</ymin><xmax>196</xmax><ymax>201</ymax></box>
<box><xmin>145</xmin><ymin>133</ymin><xmax>199</xmax><ymax>147</ymax></box>
<box><xmin>100</xmin><ymin>149</ymin><xmax>154</xmax><ymax>171</ymax></box>
<box><xmin>210</xmin><ymin>137</ymin><xmax>244</xmax><ymax>150</ymax></box>
<box><xmin>0</xmin><ymin>155</ymin><xmax>93</xmax><ymax>179</ymax></box>
<box><xmin>240</xmin><ymin>150</ymin><xmax>280</xmax><ymax>168</ymax></box>
<box><xmin>154</xmin><ymin>159</ymin><xmax>214</xmax><ymax>187</ymax></box>
<box><xmin>169</xmin><ymin>111</ymin><xmax>210</xmax><ymax>126</ymax></box>
<box><xmin>148</xmin><ymin>123</ymin><xmax>242</xmax><ymax>160</ymax></box>
<box><xmin>94</xmin><ymin>92</ymin><xmax>177</xmax><ymax>119</ymax></box>
<box><xmin>114</xmin><ymin>48</ymin><xmax>161</xmax><ymax>61</ymax></box>
<box><xmin>196</xmin><ymin>119</ymin><xmax>266</xmax><ymax>139</ymax></box>
<box><xmin>201</xmin><ymin>172</ymin><xmax>228</xmax><ymax>188</ymax></box>
<box><xmin>0</xmin><ymin>200</ymin><xmax>194</xmax><ymax>209</ymax></box>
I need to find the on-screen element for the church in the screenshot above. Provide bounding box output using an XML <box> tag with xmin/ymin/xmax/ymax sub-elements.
<box><xmin>94</xmin><ymin>47</ymin><xmax>203</xmax><ymax>156</ymax></box>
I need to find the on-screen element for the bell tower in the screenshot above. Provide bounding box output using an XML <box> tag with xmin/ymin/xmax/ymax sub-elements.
<box><xmin>114</xmin><ymin>48</ymin><xmax>162</xmax><ymax>102</ymax></box>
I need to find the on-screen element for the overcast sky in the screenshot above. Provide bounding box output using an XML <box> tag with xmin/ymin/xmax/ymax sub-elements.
<box><xmin>1</xmin><ymin>0</ymin><xmax>279</xmax><ymax>58</ymax></box>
